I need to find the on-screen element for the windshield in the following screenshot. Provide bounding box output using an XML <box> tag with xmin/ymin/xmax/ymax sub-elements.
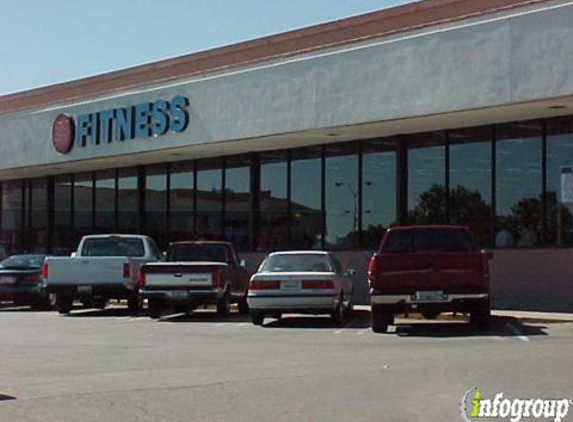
<box><xmin>382</xmin><ymin>229</ymin><xmax>476</xmax><ymax>254</ymax></box>
<box><xmin>169</xmin><ymin>244</ymin><xmax>228</xmax><ymax>263</ymax></box>
<box><xmin>81</xmin><ymin>238</ymin><xmax>145</xmax><ymax>257</ymax></box>
<box><xmin>0</xmin><ymin>255</ymin><xmax>46</xmax><ymax>269</ymax></box>
<box><xmin>260</xmin><ymin>254</ymin><xmax>332</xmax><ymax>273</ymax></box>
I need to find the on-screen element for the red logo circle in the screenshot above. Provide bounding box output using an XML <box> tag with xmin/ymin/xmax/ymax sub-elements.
<box><xmin>52</xmin><ymin>114</ymin><xmax>74</xmax><ymax>154</ymax></box>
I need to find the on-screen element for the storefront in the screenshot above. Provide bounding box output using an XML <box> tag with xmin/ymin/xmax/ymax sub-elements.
<box><xmin>1</xmin><ymin>0</ymin><xmax>572</xmax><ymax>310</ymax></box>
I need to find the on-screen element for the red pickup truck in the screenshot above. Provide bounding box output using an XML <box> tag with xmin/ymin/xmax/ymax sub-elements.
<box><xmin>368</xmin><ymin>226</ymin><xmax>491</xmax><ymax>333</ymax></box>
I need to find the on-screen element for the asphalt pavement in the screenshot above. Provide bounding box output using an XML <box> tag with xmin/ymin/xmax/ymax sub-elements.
<box><xmin>0</xmin><ymin>305</ymin><xmax>572</xmax><ymax>422</ymax></box>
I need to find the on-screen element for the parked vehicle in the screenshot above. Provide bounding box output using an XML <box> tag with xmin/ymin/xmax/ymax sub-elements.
<box><xmin>43</xmin><ymin>234</ymin><xmax>162</xmax><ymax>314</ymax></box>
<box><xmin>368</xmin><ymin>225</ymin><xmax>492</xmax><ymax>333</ymax></box>
<box><xmin>247</xmin><ymin>251</ymin><xmax>355</xmax><ymax>326</ymax></box>
<box><xmin>0</xmin><ymin>254</ymin><xmax>52</xmax><ymax>310</ymax></box>
<box><xmin>137</xmin><ymin>241</ymin><xmax>249</xmax><ymax>319</ymax></box>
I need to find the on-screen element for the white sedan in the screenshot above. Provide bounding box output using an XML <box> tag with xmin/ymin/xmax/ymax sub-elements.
<box><xmin>247</xmin><ymin>251</ymin><xmax>355</xmax><ymax>325</ymax></box>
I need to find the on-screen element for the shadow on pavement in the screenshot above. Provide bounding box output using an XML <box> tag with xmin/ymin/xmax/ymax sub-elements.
<box><xmin>263</xmin><ymin>309</ymin><xmax>371</xmax><ymax>329</ymax></box>
<box><xmin>64</xmin><ymin>307</ymin><xmax>145</xmax><ymax>318</ymax></box>
<box><xmin>159</xmin><ymin>309</ymin><xmax>252</xmax><ymax>323</ymax></box>
<box><xmin>394</xmin><ymin>315</ymin><xmax>548</xmax><ymax>338</ymax></box>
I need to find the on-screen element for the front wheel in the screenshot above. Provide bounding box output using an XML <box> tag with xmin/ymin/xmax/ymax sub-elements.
<box><xmin>251</xmin><ymin>311</ymin><xmax>264</xmax><ymax>326</ymax></box>
<box><xmin>56</xmin><ymin>295</ymin><xmax>73</xmax><ymax>315</ymax></box>
<box><xmin>470</xmin><ymin>299</ymin><xmax>491</xmax><ymax>331</ymax></box>
<box><xmin>148</xmin><ymin>299</ymin><xmax>164</xmax><ymax>319</ymax></box>
<box><xmin>217</xmin><ymin>292</ymin><xmax>231</xmax><ymax>317</ymax></box>
<box><xmin>371</xmin><ymin>306</ymin><xmax>393</xmax><ymax>333</ymax></box>
<box><xmin>237</xmin><ymin>296</ymin><xmax>249</xmax><ymax>314</ymax></box>
<box><xmin>330</xmin><ymin>293</ymin><xmax>345</xmax><ymax>324</ymax></box>
<box><xmin>127</xmin><ymin>296</ymin><xmax>143</xmax><ymax>313</ymax></box>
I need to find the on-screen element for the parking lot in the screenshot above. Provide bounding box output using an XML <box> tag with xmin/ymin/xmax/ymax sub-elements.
<box><xmin>1</xmin><ymin>305</ymin><xmax>572</xmax><ymax>422</ymax></box>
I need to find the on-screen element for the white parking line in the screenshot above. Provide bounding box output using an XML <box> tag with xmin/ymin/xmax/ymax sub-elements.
<box><xmin>334</xmin><ymin>329</ymin><xmax>344</xmax><ymax>334</ymax></box>
<box><xmin>506</xmin><ymin>323</ymin><xmax>530</xmax><ymax>342</ymax></box>
<box><xmin>356</xmin><ymin>330</ymin><xmax>366</xmax><ymax>335</ymax></box>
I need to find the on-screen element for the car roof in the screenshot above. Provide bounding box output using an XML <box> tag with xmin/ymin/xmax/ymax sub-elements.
<box><xmin>169</xmin><ymin>241</ymin><xmax>232</xmax><ymax>246</ymax></box>
<box><xmin>387</xmin><ymin>225</ymin><xmax>470</xmax><ymax>231</ymax></box>
<box><xmin>267</xmin><ymin>250</ymin><xmax>330</xmax><ymax>256</ymax></box>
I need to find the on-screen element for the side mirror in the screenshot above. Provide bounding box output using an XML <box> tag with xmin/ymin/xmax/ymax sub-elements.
<box><xmin>71</xmin><ymin>252</ymin><xmax>77</xmax><ymax>258</ymax></box>
<box><xmin>240</xmin><ymin>259</ymin><xmax>247</xmax><ymax>268</ymax></box>
<box><xmin>345</xmin><ymin>268</ymin><xmax>357</xmax><ymax>277</ymax></box>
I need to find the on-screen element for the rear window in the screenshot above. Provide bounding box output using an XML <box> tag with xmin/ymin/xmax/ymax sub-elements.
<box><xmin>168</xmin><ymin>244</ymin><xmax>228</xmax><ymax>263</ymax></box>
<box><xmin>1</xmin><ymin>255</ymin><xmax>46</xmax><ymax>269</ymax></box>
<box><xmin>260</xmin><ymin>254</ymin><xmax>332</xmax><ymax>273</ymax></box>
<box><xmin>381</xmin><ymin>229</ymin><xmax>476</xmax><ymax>254</ymax></box>
<box><xmin>81</xmin><ymin>238</ymin><xmax>145</xmax><ymax>257</ymax></box>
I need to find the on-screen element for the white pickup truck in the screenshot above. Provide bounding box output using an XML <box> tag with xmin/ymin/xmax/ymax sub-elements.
<box><xmin>43</xmin><ymin>234</ymin><xmax>162</xmax><ymax>314</ymax></box>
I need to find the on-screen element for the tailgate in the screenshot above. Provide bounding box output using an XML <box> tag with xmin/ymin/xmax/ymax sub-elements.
<box><xmin>47</xmin><ymin>257</ymin><xmax>128</xmax><ymax>285</ymax></box>
<box><xmin>142</xmin><ymin>262</ymin><xmax>227</xmax><ymax>288</ymax></box>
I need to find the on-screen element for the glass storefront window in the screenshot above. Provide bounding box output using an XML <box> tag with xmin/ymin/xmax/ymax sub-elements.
<box><xmin>408</xmin><ymin>132</ymin><xmax>447</xmax><ymax>225</ymax></box>
<box><xmin>95</xmin><ymin>170</ymin><xmax>116</xmax><ymax>233</ymax></box>
<box><xmin>449</xmin><ymin>127</ymin><xmax>493</xmax><ymax>247</ymax></box>
<box><xmin>362</xmin><ymin>139</ymin><xmax>397</xmax><ymax>249</ymax></box>
<box><xmin>54</xmin><ymin>175</ymin><xmax>74</xmax><ymax>255</ymax></box>
<box><xmin>547</xmin><ymin>116</ymin><xmax>573</xmax><ymax>246</ymax></box>
<box><xmin>260</xmin><ymin>151</ymin><xmax>288</xmax><ymax>251</ymax></box>
<box><xmin>224</xmin><ymin>156</ymin><xmax>250</xmax><ymax>252</ymax></box>
<box><xmin>196</xmin><ymin>159</ymin><xmax>223</xmax><ymax>239</ymax></box>
<box><xmin>26</xmin><ymin>178</ymin><xmax>48</xmax><ymax>253</ymax></box>
<box><xmin>145</xmin><ymin>164</ymin><xmax>168</xmax><ymax>247</ymax></box>
<box><xmin>496</xmin><ymin>122</ymin><xmax>542</xmax><ymax>248</ymax></box>
<box><xmin>170</xmin><ymin>161</ymin><xmax>195</xmax><ymax>242</ymax></box>
<box><xmin>325</xmin><ymin>143</ymin><xmax>359</xmax><ymax>250</ymax></box>
<box><xmin>118</xmin><ymin>168</ymin><xmax>138</xmax><ymax>232</ymax></box>
<box><xmin>0</xmin><ymin>180</ymin><xmax>23</xmax><ymax>255</ymax></box>
<box><xmin>74</xmin><ymin>173</ymin><xmax>93</xmax><ymax>241</ymax></box>
<box><xmin>291</xmin><ymin>146</ymin><xmax>322</xmax><ymax>249</ymax></box>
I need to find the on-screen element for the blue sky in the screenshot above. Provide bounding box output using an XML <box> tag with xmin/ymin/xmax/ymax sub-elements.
<box><xmin>0</xmin><ymin>0</ymin><xmax>414</xmax><ymax>96</ymax></box>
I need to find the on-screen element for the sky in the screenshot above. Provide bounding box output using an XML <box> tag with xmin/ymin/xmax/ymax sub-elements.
<box><xmin>0</xmin><ymin>0</ymin><xmax>415</xmax><ymax>96</ymax></box>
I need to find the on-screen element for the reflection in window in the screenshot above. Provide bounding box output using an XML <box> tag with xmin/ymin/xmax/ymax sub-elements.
<box><xmin>449</xmin><ymin>127</ymin><xmax>493</xmax><ymax>247</ymax></box>
<box><xmin>547</xmin><ymin>116</ymin><xmax>573</xmax><ymax>246</ymax></box>
<box><xmin>95</xmin><ymin>170</ymin><xmax>116</xmax><ymax>233</ymax></box>
<box><xmin>170</xmin><ymin>161</ymin><xmax>195</xmax><ymax>242</ymax></box>
<box><xmin>225</xmin><ymin>156</ymin><xmax>250</xmax><ymax>251</ymax></box>
<box><xmin>54</xmin><ymin>175</ymin><xmax>74</xmax><ymax>255</ymax></box>
<box><xmin>118</xmin><ymin>168</ymin><xmax>138</xmax><ymax>232</ymax></box>
<box><xmin>362</xmin><ymin>139</ymin><xmax>397</xmax><ymax>249</ymax></box>
<box><xmin>74</xmin><ymin>172</ymin><xmax>93</xmax><ymax>241</ymax></box>
<box><xmin>291</xmin><ymin>147</ymin><xmax>322</xmax><ymax>249</ymax></box>
<box><xmin>325</xmin><ymin>143</ymin><xmax>359</xmax><ymax>250</ymax></box>
<box><xmin>0</xmin><ymin>180</ymin><xmax>23</xmax><ymax>254</ymax></box>
<box><xmin>408</xmin><ymin>132</ymin><xmax>447</xmax><ymax>225</ymax></box>
<box><xmin>496</xmin><ymin>122</ymin><xmax>542</xmax><ymax>248</ymax></box>
<box><xmin>197</xmin><ymin>159</ymin><xmax>222</xmax><ymax>239</ymax></box>
<box><xmin>145</xmin><ymin>164</ymin><xmax>168</xmax><ymax>247</ymax></box>
<box><xmin>26</xmin><ymin>178</ymin><xmax>48</xmax><ymax>253</ymax></box>
<box><xmin>260</xmin><ymin>152</ymin><xmax>288</xmax><ymax>251</ymax></box>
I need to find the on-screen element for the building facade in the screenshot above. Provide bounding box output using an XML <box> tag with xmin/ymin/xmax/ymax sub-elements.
<box><xmin>1</xmin><ymin>0</ymin><xmax>573</xmax><ymax>310</ymax></box>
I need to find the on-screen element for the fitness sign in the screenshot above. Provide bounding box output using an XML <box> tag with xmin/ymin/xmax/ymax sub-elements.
<box><xmin>51</xmin><ymin>95</ymin><xmax>189</xmax><ymax>155</ymax></box>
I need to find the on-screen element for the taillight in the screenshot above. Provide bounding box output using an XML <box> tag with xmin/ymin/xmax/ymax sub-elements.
<box><xmin>21</xmin><ymin>274</ymin><xmax>39</xmax><ymax>283</ymax></box>
<box><xmin>367</xmin><ymin>255</ymin><xmax>379</xmax><ymax>279</ymax></box>
<box><xmin>136</xmin><ymin>270</ymin><xmax>145</xmax><ymax>287</ymax></box>
<box><xmin>212</xmin><ymin>269</ymin><xmax>222</xmax><ymax>287</ymax></box>
<box><xmin>41</xmin><ymin>263</ymin><xmax>48</xmax><ymax>279</ymax></box>
<box><xmin>249</xmin><ymin>279</ymin><xmax>280</xmax><ymax>290</ymax></box>
<box><xmin>301</xmin><ymin>280</ymin><xmax>334</xmax><ymax>290</ymax></box>
<box><xmin>123</xmin><ymin>263</ymin><xmax>131</xmax><ymax>279</ymax></box>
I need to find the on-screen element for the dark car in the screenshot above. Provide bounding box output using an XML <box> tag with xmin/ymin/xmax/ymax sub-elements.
<box><xmin>368</xmin><ymin>226</ymin><xmax>491</xmax><ymax>333</ymax></box>
<box><xmin>0</xmin><ymin>254</ymin><xmax>52</xmax><ymax>310</ymax></box>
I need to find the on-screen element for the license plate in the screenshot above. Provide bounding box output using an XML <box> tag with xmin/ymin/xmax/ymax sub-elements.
<box><xmin>0</xmin><ymin>276</ymin><xmax>16</xmax><ymax>284</ymax></box>
<box><xmin>168</xmin><ymin>291</ymin><xmax>188</xmax><ymax>300</ymax></box>
<box><xmin>281</xmin><ymin>280</ymin><xmax>300</xmax><ymax>291</ymax></box>
<box><xmin>413</xmin><ymin>291</ymin><xmax>446</xmax><ymax>302</ymax></box>
<box><xmin>77</xmin><ymin>285</ymin><xmax>92</xmax><ymax>294</ymax></box>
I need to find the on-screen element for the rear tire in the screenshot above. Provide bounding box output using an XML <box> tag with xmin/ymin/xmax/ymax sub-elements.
<box><xmin>251</xmin><ymin>311</ymin><xmax>264</xmax><ymax>326</ymax></box>
<box><xmin>217</xmin><ymin>292</ymin><xmax>231</xmax><ymax>317</ymax></box>
<box><xmin>148</xmin><ymin>299</ymin><xmax>164</xmax><ymax>319</ymax></box>
<box><xmin>371</xmin><ymin>306</ymin><xmax>393</xmax><ymax>333</ymax></box>
<box><xmin>470</xmin><ymin>299</ymin><xmax>491</xmax><ymax>331</ymax></box>
<box><xmin>237</xmin><ymin>296</ymin><xmax>249</xmax><ymax>314</ymax></box>
<box><xmin>56</xmin><ymin>295</ymin><xmax>73</xmax><ymax>315</ymax></box>
<box><xmin>92</xmin><ymin>298</ymin><xmax>107</xmax><ymax>310</ymax></box>
<box><xmin>331</xmin><ymin>293</ymin><xmax>345</xmax><ymax>324</ymax></box>
<box><xmin>127</xmin><ymin>296</ymin><xmax>143</xmax><ymax>313</ymax></box>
